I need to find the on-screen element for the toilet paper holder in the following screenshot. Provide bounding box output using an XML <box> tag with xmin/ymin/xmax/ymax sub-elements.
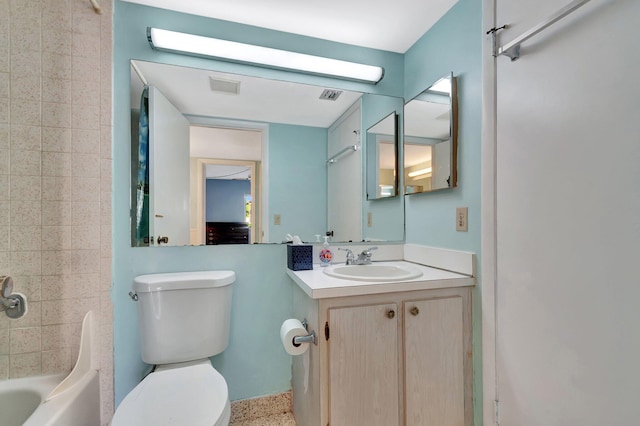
<box><xmin>293</xmin><ymin>319</ymin><xmax>317</xmax><ymax>347</ymax></box>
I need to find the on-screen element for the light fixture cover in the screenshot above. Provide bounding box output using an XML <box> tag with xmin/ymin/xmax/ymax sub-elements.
<box><xmin>147</xmin><ymin>27</ymin><xmax>384</xmax><ymax>84</ymax></box>
<box><xmin>408</xmin><ymin>167</ymin><xmax>433</xmax><ymax>178</ymax></box>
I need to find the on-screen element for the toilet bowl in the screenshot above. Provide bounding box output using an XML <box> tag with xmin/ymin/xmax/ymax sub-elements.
<box><xmin>111</xmin><ymin>359</ymin><xmax>230</xmax><ymax>426</ymax></box>
<box><xmin>112</xmin><ymin>271</ymin><xmax>235</xmax><ymax>426</ymax></box>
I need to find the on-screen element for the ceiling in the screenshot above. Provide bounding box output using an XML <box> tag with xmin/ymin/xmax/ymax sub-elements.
<box><xmin>121</xmin><ymin>0</ymin><xmax>458</xmax><ymax>53</ymax></box>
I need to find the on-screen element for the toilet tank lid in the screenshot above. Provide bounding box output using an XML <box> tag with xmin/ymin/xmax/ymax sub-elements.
<box><xmin>133</xmin><ymin>271</ymin><xmax>235</xmax><ymax>293</ymax></box>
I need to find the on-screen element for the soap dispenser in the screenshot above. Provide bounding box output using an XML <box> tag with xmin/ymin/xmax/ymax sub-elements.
<box><xmin>319</xmin><ymin>236</ymin><xmax>333</xmax><ymax>267</ymax></box>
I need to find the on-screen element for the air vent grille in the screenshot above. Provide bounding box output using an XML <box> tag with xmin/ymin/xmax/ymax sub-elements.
<box><xmin>319</xmin><ymin>89</ymin><xmax>343</xmax><ymax>101</ymax></box>
<box><xmin>209</xmin><ymin>77</ymin><xmax>241</xmax><ymax>95</ymax></box>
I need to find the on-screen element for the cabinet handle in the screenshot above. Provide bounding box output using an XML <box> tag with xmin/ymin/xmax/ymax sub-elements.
<box><xmin>386</xmin><ymin>309</ymin><xmax>395</xmax><ymax>319</ymax></box>
<box><xmin>409</xmin><ymin>306</ymin><xmax>420</xmax><ymax>316</ymax></box>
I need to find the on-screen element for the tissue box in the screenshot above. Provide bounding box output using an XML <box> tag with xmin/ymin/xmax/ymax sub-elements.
<box><xmin>287</xmin><ymin>244</ymin><xmax>313</xmax><ymax>271</ymax></box>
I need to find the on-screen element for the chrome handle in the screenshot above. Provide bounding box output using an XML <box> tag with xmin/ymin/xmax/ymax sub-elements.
<box><xmin>386</xmin><ymin>309</ymin><xmax>395</xmax><ymax>319</ymax></box>
<box><xmin>157</xmin><ymin>236</ymin><xmax>169</xmax><ymax>245</ymax></box>
<box><xmin>409</xmin><ymin>306</ymin><xmax>419</xmax><ymax>316</ymax></box>
<box><xmin>128</xmin><ymin>291</ymin><xmax>138</xmax><ymax>301</ymax></box>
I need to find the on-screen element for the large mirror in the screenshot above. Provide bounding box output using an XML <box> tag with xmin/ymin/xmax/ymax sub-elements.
<box><xmin>366</xmin><ymin>112</ymin><xmax>398</xmax><ymax>199</ymax></box>
<box><xmin>403</xmin><ymin>73</ymin><xmax>457</xmax><ymax>194</ymax></box>
<box><xmin>130</xmin><ymin>60</ymin><xmax>404</xmax><ymax>246</ymax></box>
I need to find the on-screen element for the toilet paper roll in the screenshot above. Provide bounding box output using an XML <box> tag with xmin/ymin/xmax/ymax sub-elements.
<box><xmin>280</xmin><ymin>319</ymin><xmax>309</xmax><ymax>356</ymax></box>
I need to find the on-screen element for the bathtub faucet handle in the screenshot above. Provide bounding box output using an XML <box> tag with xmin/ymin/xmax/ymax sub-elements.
<box><xmin>1</xmin><ymin>275</ymin><xmax>13</xmax><ymax>298</ymax></box>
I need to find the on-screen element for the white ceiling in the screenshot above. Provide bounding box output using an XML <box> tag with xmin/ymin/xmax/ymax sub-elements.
<box><xmin>121</xmin><ymin>0</ymin><xmax>458</xmax><ymax>53</ymax></box>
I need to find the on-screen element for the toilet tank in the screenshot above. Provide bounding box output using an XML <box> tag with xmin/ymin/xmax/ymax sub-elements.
<box><xmin>132</xmin><ymin>271</ymin><xmax>235</xmax><ymax>365</ymax></box>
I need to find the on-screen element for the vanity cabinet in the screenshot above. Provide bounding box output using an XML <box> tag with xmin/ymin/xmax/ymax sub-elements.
<box><xmin>292</xmin><ymin>286</ymin><xmax>472</xmax><ymax>426</ymax></box>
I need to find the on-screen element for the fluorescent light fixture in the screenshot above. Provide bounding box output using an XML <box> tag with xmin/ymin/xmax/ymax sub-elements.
<box><xmin>147</xmin><ymin>27</ymin><xmax>385</xmax><ymax>84</ymax></box>
<box><xmin>429</xmin><ymin>77</ymin><xmax>451</xmax><ymax>94</ymax></box>
<box><xmin>408</xmin><ymin>167</ymin><xmax>432</xmax><ymax>178</ymax></box>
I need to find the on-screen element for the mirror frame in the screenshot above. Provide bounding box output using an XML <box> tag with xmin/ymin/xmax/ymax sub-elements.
<box><xmin>366</xmin><ymin>112</ymin><xmax>399</xmax><ymax>200</ymax></box>
<box><xmin>403</xmin><ymin>73</ymin><xmax>458</xmax><ymax>195</ymax></box>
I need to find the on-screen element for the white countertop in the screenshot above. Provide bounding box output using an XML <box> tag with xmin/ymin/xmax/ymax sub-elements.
<box><xmin>287</xmin><ymin>261</ymin><xmax>475</xmax><ymax>299</ymax></box>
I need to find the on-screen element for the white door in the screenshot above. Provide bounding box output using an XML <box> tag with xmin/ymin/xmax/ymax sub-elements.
<box><xmin>327</xmin><ymin>104</ymin><xmax>362</xmax><ymax>242</ymax></box>
<box><xmin>148</xmin><ymin>86</ymin><xmax>191</xmax><ymax>246</ymax></box>
<box><xmin>493</xmin><ymin>0</ymin><xmax>640</xmax><ymax>424</ymax></box>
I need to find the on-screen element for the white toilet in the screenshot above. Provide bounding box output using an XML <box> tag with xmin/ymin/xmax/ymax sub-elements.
<box><xmin>112</xmin><ymin>270</ymin><xmax>235</xmax><ymax>426</ymax></box>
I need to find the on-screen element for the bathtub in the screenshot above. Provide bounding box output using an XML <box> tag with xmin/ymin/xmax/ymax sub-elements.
<box><xmin>0</xmin><ymin>311</ymin><xmax>101</xmax><ymax>425</ymax></box>
<box><xmin>0</xmin><ymin>369</ymin><xmax>100</xmax><ymax>426</ymax></box>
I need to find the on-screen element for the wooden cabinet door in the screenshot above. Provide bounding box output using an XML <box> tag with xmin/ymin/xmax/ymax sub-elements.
<box><xmin>328</xmin><ymin>303</ymin><xmax>399</xmax><ymax>426</ymax></box>
<box><xmin>404</xmin><ymin>296</ymin><xmax>464</xmax><ymax>426</ymax></box>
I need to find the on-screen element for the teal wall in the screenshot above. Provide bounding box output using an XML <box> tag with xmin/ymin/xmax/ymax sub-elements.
<box><xmin>403</xmin><ymin>0</ymin><xmax>483</xmax><ymax>423</ymax></box>
<box><xmin>113</xmin><ymin>1</ymin><xmax>403</xmax><ymax>406</ymax></box>
<box><xmin>268</xmin><ymin>124</ymin><xmax>327</xmax><ymax>243</ymax></box>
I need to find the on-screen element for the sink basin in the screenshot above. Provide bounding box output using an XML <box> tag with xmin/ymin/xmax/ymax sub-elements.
<box><xmin>323</xmin><ymin>263</ymin><xmax>423</xmax><ymax>282</ymax></box>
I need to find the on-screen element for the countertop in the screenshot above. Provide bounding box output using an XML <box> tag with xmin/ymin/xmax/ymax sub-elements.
<box><xmin>287</xmin><ymin>261</ymin><xmax>474</xmax><ymax>299</ymax></box>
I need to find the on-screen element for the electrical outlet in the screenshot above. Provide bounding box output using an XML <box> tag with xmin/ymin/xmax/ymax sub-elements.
<box><xmin>367</xmin><ymin>212</ymin><xmax>372</xmax><ymax>227</ymax></box>
<box><xmin>274</xmin><ymin>214</ymin><xmax>281</xmax><ymax>225</ymax></box>
<box><xmin>456</xmin><ymin>207</ymin><xmax>468</xmax><ymax>232</ymax></box>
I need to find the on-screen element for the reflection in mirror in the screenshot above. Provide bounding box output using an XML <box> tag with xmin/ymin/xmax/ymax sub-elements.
<box><xmin>403</xmin><ymin>73</ymin><xmax>457</xmax><ymax>194</ymax></box>
<box><xmin>366</xmin><ymin>113</ymin><xmax>398</xmax><ymax>200</ymax></box>
<box><xmin>130</xmin><ymin>60</ymin><xmax>405</xmax><ymax>246</ymax></box>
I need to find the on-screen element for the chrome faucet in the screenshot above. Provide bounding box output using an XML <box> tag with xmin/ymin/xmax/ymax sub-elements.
<box><xmin>339</xmin><ymin>247</ymin><xmax>378</xmax><ymax>265</ymax></box>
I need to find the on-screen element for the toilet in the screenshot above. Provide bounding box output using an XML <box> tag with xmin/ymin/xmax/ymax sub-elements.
<box><xmin>112</xmin><ymin>270</ymin><xmax>235</xmax><ymax>426</ymax></box>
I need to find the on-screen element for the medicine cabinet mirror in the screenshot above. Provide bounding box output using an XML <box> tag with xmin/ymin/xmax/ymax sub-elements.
<box><xmin>130</xmin><ymin>60</ymin><xmax>405</xmax><ymax>247</ymax></box>
<box><xmin>403</xmin><ymin>73</ymin><xmax>458</xmax><ymax>194</ymax></box>
<box><xmin>366</xmin><ymin>112</ymin><xmax>398</xmax><ymax>200</ymax></box>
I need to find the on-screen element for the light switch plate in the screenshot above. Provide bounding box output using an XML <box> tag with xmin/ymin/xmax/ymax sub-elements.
<box><xmin>274</xmin><ymin>214</ymin><xmax>281</xmax><ymax>225</ymax></box>
<box><xmin>456</xmin><ymin>207</ymin><xmax>468</xmax><ymax>232</ymax></box>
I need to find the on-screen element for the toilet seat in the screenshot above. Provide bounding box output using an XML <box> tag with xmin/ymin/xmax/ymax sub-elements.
<box><xmin>111</xmin><ymin>359</ymin><xmax>230</xmax><ymax>426</ymax></box>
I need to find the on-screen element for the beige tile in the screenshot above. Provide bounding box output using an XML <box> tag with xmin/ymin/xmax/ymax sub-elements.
<box><xmin>10</xmin><ymin>327</ymin><xmax>41</xmax><ymax>354</ymax></box>
<box><xmin>72</xmin><ymin>32</ymin><xmax>99</xmax><ymax>59</ymax></box>
<box><xmin>41</xmin><ymin>52</ymin><xmax>71</xmax><ymax>80</ymax></box>
<box><xmin>0</xmin><ymin>123</ymin><xmax>8</xmax><ymax>150</ymax></box>
<box><xmin>0</xmin><ymin>98</ymin><xmax>7</xmax><ymax>124</ymax></box>
<box><xmin>10</xmin><ymin>226</ymin><xmax>41</xmax><ymax>251</ymax></box>
<box><xmin>42</xmin><ymin>0</ymin><xmax>71</xmax><ymax>32</ymax></box>
<box><xmin>41</xmin><ymin>250</ymin><xmax>70</xmax><ymax>275</ymax></box>
<box><xmin>43</xmin><ymin>127</ymin><xmax>71</xmax><ymax>152</ymax></box>
<box><xmin>10</xmin><ymin>275</ymin><xmax>42</xmax><ymax>302</ymax></box>
<box><xmin>100</xmin><ymin>257</ymin><xmax>111</xmax><ymax>291</ymax></box>
<box><xmin>9</xmin><ymin>351</ymin><xmax>41</xmax><ymax>378</ymax></box>
<box><xmin>100</xmin><ymin>125</ymin><xmax>111</xmax><ymax>159</ymax></box>
<box><xmin>230</xmin><ymin>399</ymin><xmax>252</xmax><ymax>424</ymax></box>
<box><xmin>42</xmin><ymin>101</ymin><xmax>71</xmax><ymax>128</ymax></box>
<box><xmin>41</xmin><ymin>348</ymin><xmax>72</xmax><ymax>374</ymax></box>
<box><xmin>10</xmin><ymin>149</ymin><xmax>41</xmax><ymax>176</ymax></box>
<box><xmin>100</xmin><ymin>193</ymin><xmax>111</xmax><ymax>223</ymax></box>
<box><xmin>71</xmin><ymin>103</ymin><xmax>99</xmax><ymax>130</ymax></box>
<box><xmin>41</xmin><ymin>322</ymin><xmax>82</xmax><ymax>350</ymax></box>
<box><xmin>42</xmin><ymin>26</ymin><xmax>72</xmax><ymax>55</ymax></box>
<box><xmin>72</xmin><ymin>152</ymin><xmax>100</xmax><ymax>178</ymax></box>
<box><xmin>0</xmin><ymin>71</ymin><xmax>8</xmax><ymax>98</ymax></box>
<box><xmin>42</xmin><ymin>176</ymin><xmax>72</xmax><ymax>201</ymax></box>
<box><xmin>42</xmin><ymin>273</ymin><xmax>99</xmax><ymax>300</ymax></box>
<box><xmin>72</xmin><ymin>128</ymin><xmax>100</xmax><ymax>153</ymax></box>
<box><xmin>10</xmin><ymin>73</ymin><xmax>40</xmax><ymax>102</ymax></box>
<box><xmin>10</xmin><ymin>251</ymin><xmax>41</xmax><ymax>275</ymax></box>
<box><xmin>0</xmin><ymin>175</ymin><xmax>8</xmax><ymax>200</ymax></box>
<box><xmin>10</xmin><ymin>100</ymin><xmax>40</xmax><ymax>126</ymax></box>
<box><xmin>42</xmin><ymin>225</ymin><xmax>71</xmax><ymax>250</ymax></box>
<box><xmin>0</xmin><ymin>355</ymin><xmax>8</xmax><ymax>379</ymax></box>
<box><xmin>42</xmin><ymin>297</ymin><xmax>99</xmax><ymax>325</ymax></box>
<box><xmin>10</xmin><ymin>200</ymin><xmax>41</xmax><ymax>226</ymax></box>
<box><xmin>9</xmin><ymin>301</ymin><xmax>41</xmax><ymax>328</ymax></box>
<box><xmin>42</xmin><ymin>151</ymin><xmax>72</xmax><ymax>177</ymax></box>
<box><xmin>10</xmin><ymin>50</ymin><xmax>40</xmax><ymax>77</ymax></box>
<box><xmin>72</xmin><ymin>249</ymin><xmax>101</xmax><ymax>274</ymax></box>
<box><xmin>0</xmin><ymin>149</ymin><xmax>7</xmax><ymax>175</ymax></box>
<box><xmin>42</xmin><ymin>201</ymin><xmax>72</xmax><ymax>226</ymax></box>
<box><xmin>71</xmin><ymin>79</ymin><xmax>99</xmax><ymax>106</ymax></box>
<box><xmin>0</xmin><ymin>328</ymin><xmax>8</xmax><ymax>355</ymax></box>
<box><xmin>71</xmin><ymin>225</ymin><xmax>100</xmax><ymax>250</ymax></box>
<box><xmin>72</xmin><ymin>201</ymin><xmax>100</xmax><ymax>225</ymax></box>
<box><xmin>43</xmin><ymin>77</ymin><xmax>71</xmax><ymax>104</ymax></box>
<box><xmin>10</xmin><ymin>27</ymin><xmax>40</xmax><ymax>55</ymax></box>
<box><xmin>11</xmin><ymin>125</ymin><xmax>41</xmax><ymax>151</ymax></box>
<box><xmin>0</xmin><ymin>225</ymin><xmax>7</xmax><ymax>251</ymax></box>
<box><xmin>10</xmin><ymin>175</ymin><xmax>41</xmax><ymax>201</ymax></box>
<box><xmin>100</xmin><ymin>224</ymin><xmax>111</xmax><ymax>258</ymax></box>
<box><xmin>72</xmin><ymin>8</ymin><xmax>100</xmax><ymax>36</ymax></box>
<box><xmin>72</xmin><ymin>177</ymin><xmax>99</xmax><ymax>201</ymax></box>
<box><xmin>0</xmin><ymin>251</ymin><xmax>8</xmax><ymax>273</ymax></box>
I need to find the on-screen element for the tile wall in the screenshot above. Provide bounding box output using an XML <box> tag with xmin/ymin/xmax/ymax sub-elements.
<box><xmin>0</xmin><ymin>0</ymin><xmax>113</xmax><ymax>423</ymax></box>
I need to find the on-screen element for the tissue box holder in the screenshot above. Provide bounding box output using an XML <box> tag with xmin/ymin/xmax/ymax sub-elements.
<box><xmin>287</xmin><ymin>244</ymin><xmax>313</xmax><ymax>271</ymax></box>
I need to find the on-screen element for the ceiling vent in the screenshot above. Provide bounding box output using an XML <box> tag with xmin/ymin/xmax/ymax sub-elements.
<box><xmin>319</xmin><ymin>89</ymin><xmax>343</xmax><ymax>101</ymax></box>
<box><xmin>209</xmin><ymin>76</ymin><xmax>241</xmax><ymax>95</ymax></box>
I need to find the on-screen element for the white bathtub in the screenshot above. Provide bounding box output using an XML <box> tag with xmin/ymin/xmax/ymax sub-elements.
<box><xmin>0</xmin><ymin>369</ymin><xmax>100</xmax><ymax>426</ymax></box>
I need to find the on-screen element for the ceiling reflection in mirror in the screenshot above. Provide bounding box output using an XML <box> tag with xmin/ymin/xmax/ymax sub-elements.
<box><xmin>403</xmin><ymin>73</ymin><xmax>457</xmax><ymax>194</ymax></box>
<box><xmin>130</xmin><ymin>60</ymin><xmax>405</xmax><ymax>246</ymax></box>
